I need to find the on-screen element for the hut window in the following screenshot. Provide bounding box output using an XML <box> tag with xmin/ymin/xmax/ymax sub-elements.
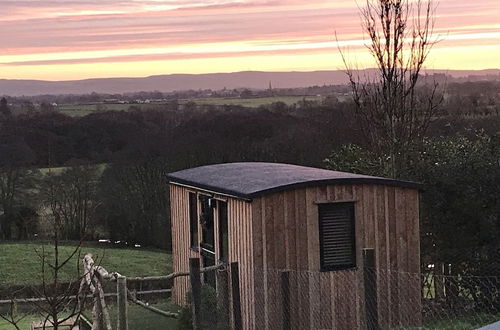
<box><xmin>218</xmin><ymin>201</ymin><xmax>228</xmax><ymax>261</ymax></box>
<box><xmin>318</xmin><ymin>202</ymin><xmax>356</xmax><ymax>271</ymax></box>
<box><xmin>189</xmin><ymin>192</ymin><xmax>198</xmax><ymax>248</ymax></box>
<box><xmin>200</xmin><ymin>195</ymin><xmax>215</xmax><ymax>251</ymax></box>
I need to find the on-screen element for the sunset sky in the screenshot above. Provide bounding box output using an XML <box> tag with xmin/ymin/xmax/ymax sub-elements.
<box><xmin>1</xmin><ymin>0</ymin><xmax>500</xmax><ymax>81</ymax></box>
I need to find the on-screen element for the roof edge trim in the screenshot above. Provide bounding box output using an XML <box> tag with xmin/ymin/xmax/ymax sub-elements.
<box><xmin>167</xmin><ymin>175</ymin><xmax>423</xmax><ymax>200</ymax></box>
<box><xmin>169</xmin><ymin>181</ymin><xmax>253</xmax><ymax>202</ymax></box>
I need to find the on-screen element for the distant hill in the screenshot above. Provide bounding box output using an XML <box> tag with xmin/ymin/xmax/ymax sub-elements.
<box><xmin>1</xmin><ymin>69</ymin><xmax>500</xmax><ymax>96</ymax></box>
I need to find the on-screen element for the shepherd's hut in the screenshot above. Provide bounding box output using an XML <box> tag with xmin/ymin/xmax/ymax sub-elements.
<box><xmin>167</xmin><ymin>162</ymin><xmax>422</xmax><ymax>329</ymax></box>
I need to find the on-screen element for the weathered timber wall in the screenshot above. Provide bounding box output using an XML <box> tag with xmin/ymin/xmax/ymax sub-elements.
<box><xmin>170</xmin><ymin>183</ymin><xmax>420</xmax><ymax>329</ymax></box>
<box><xmin>250</xmin><ymin>184</ymin><xmax>420</xmax><ymax>329</ymax></box>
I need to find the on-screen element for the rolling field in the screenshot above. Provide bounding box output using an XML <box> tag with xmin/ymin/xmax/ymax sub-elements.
<box><xmin>0</xmin><ymin>242</ymin><xmax>172</xmax><ymax>286</ymax></box>
<box><xmin>55</xmin><ymin>95</ymin><xmax>323</xmax><ymax>116</ymax></box>
<box><xmin>56</xmin><ymin>103</ymin><xmax>156</xmax><ymax>116</ymax></box>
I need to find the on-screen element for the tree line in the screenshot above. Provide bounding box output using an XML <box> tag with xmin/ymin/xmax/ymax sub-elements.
<box><xmin>0</xmin><ymin>100</ymin><xmax>498</xmax><ymax>250</ymax></box>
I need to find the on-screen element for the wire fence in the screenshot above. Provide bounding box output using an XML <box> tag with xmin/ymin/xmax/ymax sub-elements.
<box><xmin>3</xmin><ymin>258</ymin><xmax>500</xmax><ymax>329</ymax></box>
<box><xmin>249</xmin><ymin>266</ymin><xmax>500</xmax><ymax>330</ymax></box>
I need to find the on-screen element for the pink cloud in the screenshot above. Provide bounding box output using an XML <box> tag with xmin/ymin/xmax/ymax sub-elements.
<box><xmin>1</xmin><ymin>0</ymin><xmax>499</xmax><ymax>75</ymax></box>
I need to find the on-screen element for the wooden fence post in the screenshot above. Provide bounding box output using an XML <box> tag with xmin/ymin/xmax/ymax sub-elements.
<box><xmin>216</xmin><ymin>267</ymin><xmax>230</xmax><ymax>329</ymax></box>
<box><xmin>117</xmin><ymin>275</ymin><xmax>128</xmax><ymax>330</ymax></box>
<box><xmin>190</xmin><ymin>258</ymin><xmax>202</xmax><ymax>330</ymax></box>
<box><xmin>363</xmin><ymin>248</ymin><xmax>379</xmax><ymax>330</ymax></box>
<box><xmin>230</xmin><ymin>262</ymin><xmax>242</xmax><ymax>330</ymax></box>
<box><xmin>280</xmin><ymin>271</ymin><xmax>290</xmax><ymax>330</ymax></box>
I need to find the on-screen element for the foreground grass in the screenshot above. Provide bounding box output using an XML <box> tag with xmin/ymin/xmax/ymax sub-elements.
<box><xmin>0</xmin><ymin>301</ymin><xmax>180</xmax><ymax>330</ymax></box>
<box><xmin>397</xmin><ymin>313</ymin><xmax>500</xmax><ymax>330</ymax></box>
<box><xmin>105</xmin><ymin>300</ymin><xmax>179</xmax><ymax>330</ymax></box>
<box><xmin>0</xmin><ymin>314</ymin><xmax>40</xmax><ymax>330</ymax></box>
<box><xmin>0</xmin><ymin>242</ymin><xmax>172</xmax><ymax>286</ymax></box>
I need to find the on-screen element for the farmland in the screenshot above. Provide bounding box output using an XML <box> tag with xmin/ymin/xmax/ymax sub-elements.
<box><xmin>55</xmin><ymin>95</ymin><xmax>323</xmax><ymax>116</ymax></box>
<box><xmin>183</xmin><ymin>95</ymin><xmax>322</xmax><ymax>107</ymax></box>
<box><xmin>0</xmin><ymin>242</ymin><xmax>172</xmax><ymax>286</ymax></box>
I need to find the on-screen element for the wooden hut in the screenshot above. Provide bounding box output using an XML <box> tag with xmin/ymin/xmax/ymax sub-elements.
<box><xmin>167</xmin><ymin>162</ymin><xmax>422</xmax><ymax>329</ymax></box>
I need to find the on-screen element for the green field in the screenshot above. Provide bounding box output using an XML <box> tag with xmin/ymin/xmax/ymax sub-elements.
<box><xmin>56</xmin><ymin>103</ymin><xmax>172</xmax><ymax>116</ymax></box>
<box><xmin>0</xmin><ymin>242</ymin><xmax>172</xmax><ymax>286</ymax></box>
<box><xmin>0</xmin><ymin>314</ymin><xmax>40</xmax><ymax>330</ymax></box>
<box><xmin>56</xmin><ymin>103</ymin><xmax>145</xmax><ymax>116</ymax></box>
<box><xmin>0</xmin><ymin>242</ymin><xmax>175</xmax><ymax>329</ymax></box>
<box><xmin>183</xmin><ymin>95</ymin><xmax>322</xmax><ymax>107</ymax></box>
<box><xmin>100</xmin><ymin>301</ymin><xmax>179</xmax><ymax>330</ymax></box>
<box><xmin>55</xmin><ymin>96</ymin><xmax>323</xmax><ymax>116</ymax></box>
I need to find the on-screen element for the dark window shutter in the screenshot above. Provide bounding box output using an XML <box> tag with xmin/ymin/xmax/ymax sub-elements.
<box><xmin>319</xmin><ymin>203</ymin><xmax>356</xmax><ymax>271</ymax></box>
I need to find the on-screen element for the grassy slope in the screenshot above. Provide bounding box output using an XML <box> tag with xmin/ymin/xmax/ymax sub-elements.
<box><xmin>0</xmin><ymin>242</ymin><xmax>172</xmax><ymax>286</ymax></box>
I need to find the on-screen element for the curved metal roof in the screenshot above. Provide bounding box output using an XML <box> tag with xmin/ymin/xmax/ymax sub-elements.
<box><xmin>167</xmin><ymin>162</ymin><xmax>421</xmax><ymax>200</ymax></box>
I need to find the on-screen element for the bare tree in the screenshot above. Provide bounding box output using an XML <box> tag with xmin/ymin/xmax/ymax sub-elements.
<box><xmin>21</xmin><ymin>165</ymin><xmax>99</xmax><ymax>329</ymax></box>
<box><xmin>42</xmin><ymin>165</ymin><xmax>99</xmax><ymax>240</ymax></box>
<box><xmin>0</xmin><ymin>208</ymin><xmax>91</xmax><ymax>330</ymax></box>
<box><xmin>341</xmin><ymin>0</ymin><xmax>442</xmax><ymax>177</ymax></box>
<box><xmin>30</xmin><ymin>241</ymin><xmax>87</xmax><ymax>330</ymax></box>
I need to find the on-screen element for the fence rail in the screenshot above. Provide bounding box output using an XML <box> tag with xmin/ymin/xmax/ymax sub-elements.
<box><xmin>0</xmin><ymin>289</ymin><xmax>171</xmax><ymax>305</ymax></box>
<box><xmin>79</xmin><ymin>255</ymin><xmax>230</xmax><ymax>330</ymax></box>
<box><xmin>3</xmin><ymin>252</ymin><xmax>500</xmax><ymax>330</ymax></box>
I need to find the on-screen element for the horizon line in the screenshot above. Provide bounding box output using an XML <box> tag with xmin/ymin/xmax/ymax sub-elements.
<box><xmin>2</xmin><ymin>68</ymin><xmax>500</xmax><ymax>83</ymax></box>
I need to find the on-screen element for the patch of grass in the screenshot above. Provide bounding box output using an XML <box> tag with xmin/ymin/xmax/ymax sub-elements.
<box><xmin>398</xmin><ymin>313</ymin><xmax>500</xmax><ymax>330</ymax></box>
<box><xmin>0</xmin><ymin>312</ymin><xmax>81</xmax><ymax>330</ymax></box>
<box><xmin>108</xmin><ymin>300</ymin><xmax>179</xmax><ymax>330</ymax></box>
<box><xmin>0</xmin><ymin>242</ymin><xmax>172</xmax><ymax>286</ymax></box>
<box><xmin>79</xmin><ymin>300</ymin><xmax>179</xmax><ymax>330</ymax></box>
<box><xmin>0</xmin><ymin>314</ymin><xmax>40</xmax><ymax>330</ymax></box>
<box><xmin>0</xmin><ymin>302</ymin><xmax>180</xmax><ymax>330</ymax></box>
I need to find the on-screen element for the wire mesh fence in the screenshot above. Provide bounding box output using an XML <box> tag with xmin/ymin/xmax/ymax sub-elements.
<box><xmin>250</xmin><ymin>266</ymin><xmax>500</xmax><ymax>330</ymax></box>
<box><xmin>420</xmin><ymin>270</ymin><xmax>500</xmax><ymax>329</ymax></box>
<box><xmin>176</xmin><ymin>261</ymin><xmax>235</xmax><ymax>330</ymax></box>
<box><xmin>3</xmin><ymin>259</ymin><xmax>500</xmax><ymax>329</ymax></box>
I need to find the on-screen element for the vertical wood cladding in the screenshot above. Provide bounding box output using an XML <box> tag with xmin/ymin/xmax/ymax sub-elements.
<box><xmin>170</xmin><ymin>185</ymin><xmax>199</xmax><ymax>306</ymax></box>
<box><xmin>170</xmin><ymin>183</ymin><xmax>420</xmax><ymax>329</ymax></box>
<box><xmin>251</xmin><ymin>184</ymin><xmax>420</xmax><ymax>329</ymax></box>
<box><xmin>170</xmin><ymin>185</ymin><xmax>254</xmax><ymax>328</ymax></box>
<box><xmin>227</xmin><ymin>198</ymin><xmax>254</xmax><ymax>330</ymax></box>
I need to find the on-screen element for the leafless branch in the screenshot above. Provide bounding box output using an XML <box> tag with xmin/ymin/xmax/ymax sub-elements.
<box><xmin>338</xmin><ymin>0</ymin><xmax>443</xmax><ymax>177</ymax></box>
